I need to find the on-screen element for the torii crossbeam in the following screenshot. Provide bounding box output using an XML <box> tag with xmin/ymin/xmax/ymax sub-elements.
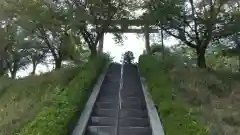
<box><xmin>91</xmin><ymin>19</ymin><xmax>159</xmax><ymax>53</ymax></box>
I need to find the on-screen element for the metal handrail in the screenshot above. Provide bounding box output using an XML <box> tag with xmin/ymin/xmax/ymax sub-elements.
<box><xmin>115</xmin><ymin>57</ymin><xmax>124</xmax><ymax>135</ymax></box>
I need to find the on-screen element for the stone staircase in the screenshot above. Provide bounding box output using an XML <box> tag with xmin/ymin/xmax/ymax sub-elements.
<box><xmin>72</xmin><ymin>63</ymin><xmax>164</xmax><ymax>135</ymax></box>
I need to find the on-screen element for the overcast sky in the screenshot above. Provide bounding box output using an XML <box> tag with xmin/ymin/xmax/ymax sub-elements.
<box><xmin>103</xmin><ymin>33</ymin><xmax>179</xmax><ymax>62</ymax></box>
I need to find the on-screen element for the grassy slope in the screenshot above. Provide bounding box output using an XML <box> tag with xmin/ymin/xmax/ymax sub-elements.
<box><xmin>168</xmin><ymin>60</ymin><xmax>240</xmax><ymax>135</ymax></box>
<box><xmin>18</xmin><ymin>56</ymin><xmax>107</xmax><ymax>135</ymax></box>
<box><xmin>0</xmin><ymin>67</ymin><xmax>79</xmax><ymax>135</ymax></box>
<box><xmin>0</xmin><ymin>77</ymin><xmax>13</xmax><ymax>97</ymax></box>
<box><xmin>140</xmin><ymin>54</ymin><xmax>240</xmax><ymax>135</ymax></box>
<box><xmin>139</xmin><ymin>55</ymin><xmax>210</xmax><ymax>135</ymax></box>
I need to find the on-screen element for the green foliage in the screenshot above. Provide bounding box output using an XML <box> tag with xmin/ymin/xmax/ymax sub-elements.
<box><xmin>144</xmin><ymin>0</ymin><xmax>240</xmax><ymax>68</ymax></box>
<box><xmin>0</xmin><ymin>67</ymin><xmax>79</xmax><ymax>135</ymax></box>
<box><xmin>139</xmin><ymin>55</ymin><xmax>210</xmax><ymax>135</ymax></box>
<box><xmin>17</xmin><ymin>55</ymin><xmax>108</xmax><ymax>135</ymax></box>
<box><xmin>0</xmin><ymin>76</ymin><xmax>12</xmax><ymax>96</ymax></box>
<box><xmin>151</xmin><ymin>43</ymin><xmax>164</xmax><ymax>53</ymax></box>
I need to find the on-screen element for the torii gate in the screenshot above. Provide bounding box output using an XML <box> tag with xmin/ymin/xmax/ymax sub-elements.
<box><xmin>91</xmin><ymin>19</ymin><xmax>159</xmax><ymax>54</ymax></box>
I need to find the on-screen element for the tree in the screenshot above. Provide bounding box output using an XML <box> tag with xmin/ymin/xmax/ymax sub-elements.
<box><xmin>22</xmin><ymin>38</ymin><xmax>49</xmax><ymax>75</ymax></box>
<box><xmin>3</xmin><ymin>24</ymin><xmax>31</xmax><ymax>79</ymax></box>
<box><xmin>67</xmin><ymin>0</ymin><xmax>131</xmax><ymax>57</ymax></box>
<box><xmin>0</xmin><ymin>20</ymin><xmax>21</xmax><ymax>78</ymax></box>
<box><xmin>0</xmin><ymin>27</ymin><xmax>9</xmax><ymax>76</ymax></box>
<box><xmin>215</xmin><ymin>2</ymin><xmax>240</xmax><ymax>71</ymax></box>
<box><xmin>219</xmin><ymin>34</ymin><xmax>240</xmax><ymax>71</ymax></box>
<box><xmin>3</xmin><ymin>0</ymin><xmax>82</xmax><ymax>69</ymax></box>
<box><xmin>146</xmin><ymin>0</ymin><xmax>239</xmax><ymax>68</ymax></box>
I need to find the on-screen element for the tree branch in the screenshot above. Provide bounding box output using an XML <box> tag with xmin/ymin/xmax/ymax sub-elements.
<box><xmin>37</xmin><ymin>24</ymin><xmax>59</xmax><ymax>61</ymax></box>
<box><xmin>167</xmin><ymin>19</ymin><xmax>196</xmax><ymax>44</ymax></box>
<box><xmin>161</xmin><ymin>26</ymin><xmax>196</xmax><ymax>48</ymax></box>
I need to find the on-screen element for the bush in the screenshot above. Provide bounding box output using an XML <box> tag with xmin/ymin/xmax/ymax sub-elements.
<box><xmin>17</xmin><ymin>55</ymin><xmax>108</xmax><ymax>135</ymax></box>
<box><xmin>139</xmin><ymin>55</ymin><xmax>210</xmax><ymax>135</ymax></box>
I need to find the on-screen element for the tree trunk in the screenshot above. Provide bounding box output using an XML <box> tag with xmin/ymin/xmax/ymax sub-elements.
<box><xmin>0</xmin><ymin>55</ymin><xmax>7</xmax><ymax>76</ymax></box>
<box><xmin>144</xmin><ymin>25</ymin><xmax>151</xmax><ymax>54</ymax></box>
<box><xmin>38</xmin><ymin>24</ymin><xmax>61</xmax><ymax>70</ymax></box>
<box><xmin>160</xmin><ymin>26</ymin><xmax>164</xmax><ymax>58</ymax></box>
<box><xmin>98</xmin><ymin>34</ymin><xmax>104</xmax><ymax>54</ymax></box>
<box><xmin>90</xmin><ymin>45</ymin><xmax>97</xmax><ymax>58</ymax></box>
<box><xmin>196</xmin><ymin>48</ymin><xmax>207</xmax><ymax>68</ymax></box>
<box><xmin>238</xmin><ymin>55</ymin><xmax>240</xmax><ymax>72</ymax></box>
<box><xmin>32</xmin><ymin>63</ymin><xmax>37</xmax><ymax>75</ymax></box>
<box><xmin>0</xmin><ymin>70</ymin><xmax>4</xmax><ymax>76</ymax></box>
<box><xmin>0</xmin><ymin>60</ymin><xmax>5</xmax><ymax>76</ymax></box>
<box><xmin>11</xmin><ymin>73</ymin><xmax>16</xmax><ymax>79</ymax></box>
<box><xmin>55</xmin><ymin>58</ymin><xmax>62</xmax><ymax>70</ymax></box>
<box><xmin>10</xmin><ymin>69</ymin><xmax>17</xmax><ymax>79</ymax></box>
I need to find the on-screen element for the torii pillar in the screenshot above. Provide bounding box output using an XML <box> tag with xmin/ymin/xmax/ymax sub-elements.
<box><xmin>144</xmin><ymin>24</ymin><xmax>151</xmax><ymax>54</ymax></box>
<box><xmin>98</xmin><ymin>33</ymin><xmax>104</xmax><ymax>54</ymax></box>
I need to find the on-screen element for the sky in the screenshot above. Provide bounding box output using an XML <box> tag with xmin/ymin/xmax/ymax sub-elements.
<box><xmin>103</xmin><ymin>33</ymin><xmax>145</xmax><ymax>62</ymax></box>
<box><xmin>103</xmin><ymin>33</ymin><xmax>178</xmax><ymax>63</ymax></box>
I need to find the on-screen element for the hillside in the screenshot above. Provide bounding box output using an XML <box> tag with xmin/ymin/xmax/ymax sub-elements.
<box><xmin>139</xmin><ymin>54</ymin><xmax>240</xmax><ymax>135</ymax></box>
<box><xmin>0</xmin><ymin>55</ymin><xmax>108</xmax><ymax>135</ymax></box>
<box><xmin>0</xmin><ymin>67</ymin><xmax>79</xmax><ymax>134</ymax></box>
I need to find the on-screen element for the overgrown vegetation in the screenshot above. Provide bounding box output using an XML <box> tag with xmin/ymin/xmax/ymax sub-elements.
<box><xmin>0</xmin><ymin>0</ymin><xmax>136</xmax><ymax>78</ymax></box>
<box><xmin>169</xmin><ymin>61</ymin><xmax>240</xmax><ymax>135</ymax></box>
<box><xmin>17</xmin><ymin>55</ymin><xmax>108</xmax><ymax>135</ymax></box>
<box><xmin>0</xmin><ymin>67</ymin><xmax>79</xmax><ymax>135</ymax></box>
<box><xmin>139</xmin><ymin>50</ymin><xmax>240</xmax><ymax>134</ymax></box>
<box><xmin>139</xmin><ymin>55</ymin><xmax>210</xmax><ymax>135</ymax></box>
<box><xmin>144</xmin><ymin>0</ymin><xmax>240</xmax><ymax>68</ymax></box>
